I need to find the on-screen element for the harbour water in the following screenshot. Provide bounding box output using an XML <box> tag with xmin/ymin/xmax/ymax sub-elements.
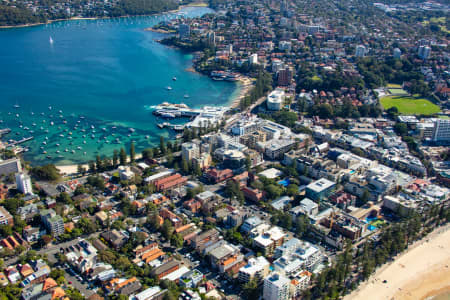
<box><xmin>0</xmin><ymin>6</ymin><xmax>240</xmax><ymax>165</ymax></box>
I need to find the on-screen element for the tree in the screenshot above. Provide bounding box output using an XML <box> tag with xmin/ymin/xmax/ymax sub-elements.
<box><xmin>359</xmin><ymin>189</ymin><xmax>370</xmax><ymax>206</ymax></box>
<box><xmin>147</xmin><ymin>213</ymin><xmax>161</xmax><ymax>231</ymax></box>
<box><xmin>88</xmin><ymin>161</ymin><xmax>96</xmax><ymax>173</ymax></box>
<box><xmin>77</xmin><ymin>218</ymin><xmax>97</xmax><ymax>234</ymax></box>
<box><xmin>387</xmin><ymin>106</ymin><xmax>399</xmax><ymax>118</ymax></box>
<box><xmin>130</xmin><ymin>142</ymin><xmax>136</xmax><ymax>163</ymax></box>
<box><xmin>160</xmin><ymin>136</ymin><xmax>166</xmax><ymax>154</ymax></box>
<box><xmin>113</xmin><ymin>149</ymin><xmax>119</xmax><ymax>167</ymax></box>
<box><xmin>40</xmin><ymin>235</ymin><xmax>53</xmax><ymax>246</ymax></box>
<box><xmin>181</xmin><ymin>158</ymin><xmax>189</xmax><ymax>174</ymax></box>
<box><xmin>31</xmin><ymin>164</ymin><xmax>60</xmax><ymax>181</ymax></box>
<box><xmin>142</xmin><ymin>148</ymin><xmax>153</xmax><ymax>160</ymax></box>
<box><xmin>394</xmin><ymin>122</ymin><xmax>408</xmax><ymax>136</ymax></box>
<box><xmin>242</xmin><ymin>278</ymin><xmax>260</xmax><ymax>299</ymax></box>
<box><xmin>120</xmin><ymin>148</ymin><xmax>127</xmax><ymax>165</ymax></box>
<box><xmin>161</xmin><ymin>219</ymin><xmax>174</xmax><ymax>240</ymax></box>
<box><xmin>286</xmin><ymin>184</ymin><xmax>299</xmax><ymax>196</ymax></box>
<box><xmin>96</xmin><ymin>155</ymin><xmax>102</xmax><ymax>171</ymax></box>
<box><xmin>77</xmin><ymin>164</ymin><xmax>86</xmax><ymax>174</ymax></box>
<box><xmin>296</xmin><ymin>215</ymin><xmax>309</xmax><ymax>238</ymax></box>
<box><xmin>170</xmin><ymin>233</ymin><xmax>183</xmax><ymax>248</ymax></box>
<box><xmin>265</xmin><ymin>184</ymin><xmax>282</xmax><ymax>200</ymax></box>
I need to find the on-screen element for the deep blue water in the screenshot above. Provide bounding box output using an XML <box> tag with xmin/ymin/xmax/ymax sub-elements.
<box><xmin>0</xmin><ymin>7</ymin><xmax>239</xmax><ymax>165</ymax></box>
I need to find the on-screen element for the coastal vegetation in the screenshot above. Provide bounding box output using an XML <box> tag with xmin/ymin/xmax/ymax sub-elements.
<box><xmin>0</xmin><ymin>0</ymin><xmax>180</xmax><ymax>26</ymax></box>
<box><xmin>0</xmin><ymin>5</ymin><xmax>46</xmax><ymax>26</ymax></box>
<box><xmin>107</xmin><ymin>0</ymin><xmax>178</xmax><ymax>18</ymax></box>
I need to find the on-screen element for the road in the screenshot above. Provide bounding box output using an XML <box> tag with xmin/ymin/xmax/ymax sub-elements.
<box><xmin>224</xmin><ymin>95</ymin><xmax>267</xmax><ymax>131</ymax></box>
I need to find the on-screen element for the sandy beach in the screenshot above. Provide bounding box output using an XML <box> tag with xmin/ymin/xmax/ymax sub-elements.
<box><xmin>230</xmin><ymin>77</ymin><xmax>254</xmax><ymax>109</ymax></box>
<box><xmin>345</xmin><ymin>224</ymin><xmax>450</xmax><ymax>300</ymax></box>
<box><xmin>56</xmin><ymin>153</ymin><xmax>143</xmax><ymax>175</ymax></box>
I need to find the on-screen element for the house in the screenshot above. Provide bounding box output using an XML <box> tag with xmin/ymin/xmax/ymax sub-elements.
<box><xmin>101</xmin><ymin>230</ymin><xmax>129</xmax><ymax>249</ymax></box>
<box><xmin>0</xmin><ymin>206</ymin><xmax>14</xmax><ymax>226</ymax></box>
<box><xmin>65</xmin><ymin>239</ymin><xmax>98</xmax><ymax>273</ymax></box>
<box><xmin>105</xmin><ymin>277</ymin><xmax>142</xmax><ymax>296</ymax></box>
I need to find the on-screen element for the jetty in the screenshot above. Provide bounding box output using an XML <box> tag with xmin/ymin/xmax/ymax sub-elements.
<box><xmin>157</xmin><ymin>123</ymin><xmax>185</xmax><ymax>131</ymax></box>
<box><xmin>7</xmin><ymin>136</ymin><xmax>34</xmax><ymax>146</ymax></box>
<box><xmin>0</xmin><ymin>128</ymin><xmax>11</xmax><ymax>136</ymax></box>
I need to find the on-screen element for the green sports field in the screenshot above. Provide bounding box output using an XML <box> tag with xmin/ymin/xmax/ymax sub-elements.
<box><xmin>380</xmin><ymin>95</ymin><xmax>441</xmax><ymax>115</ymax></box>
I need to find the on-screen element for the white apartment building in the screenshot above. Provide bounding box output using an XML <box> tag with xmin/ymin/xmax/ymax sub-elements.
<box><xmin>16</xmin><ymin>173</ymin><xmax>33</xmax><ymax>195</ymax></box>
<box><xmin>182</xmin><ymin>142</ymin><xmax>200</xmax><ymax>161</ymax></box>
<box><xmin>266</xmin><ymin>89</ymin><xmax>285</xmax><ymax>111</ymax></box>
<box><xmin>249</xmin><ymin>53</ymin><xmax>258</xmax><ymax>64</ymax></box>
<box><xmin>432</xmin><ymin>119</ymin><xmax>450</xmax><ymax>143</ymax></box>
<box><xmin>238</xmin><ymin>256</ymin><xmax>270</xmax><ymax>283</ymax></box>
<box><xmin>263</xmin><ymin>272</ymin><xmax>290</xmax><ymax>300</ymax></box>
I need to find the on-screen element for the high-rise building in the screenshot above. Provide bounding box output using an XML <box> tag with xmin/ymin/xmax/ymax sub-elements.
<box><xmin>40</xmin><ymin>209</ymin><xmax>65</xmax><ymax>236</ymax></box>
<box><xmin>432</xmin><ymin>119</ymin><xmax>450</xmax><ymax>143</ymax></box>
<box><xmin>181</xmin><ymin>142</ymin><xmax>200</xmax><ymax>161</ymax></box>
<box><xmin>206</xmin><ymin>31</ymin><xmax>216</xmax><ymax>46</ymax></box>
<box><xmin>179</xmin><ymin>23</ymin><xmax>190</xmax><ymax>39</ymax></box>
<box><xmin>16</xmin><ymin>173</ymin><xmax>33</xmax><ymax>195</ymax></box>
<box><xmin>227</xmin><ymin>44</ymin><xmax>233</xmax><ymax>54</ymax></box>
<box><xmin>263</xmin><ymin>272</ymin><xmax>290</xmax><ymax>300</ymax></box>
<box><xmin>266</xmin><ymin>88</ymin><xmax>285</xmax><ymax>111</ymax></box>
<box><xmin>418</xmin><ymin>45</ymin><xmax>431</xmax><ymax>59</ymax></box>
<box><xmin>238</xmin><ymin>256</ymin><xmax>270</xmax><ymax>283</ymax></box>
<box><xmin>249</xmin><ymin>53</ymin><xmax>258</xmax><ymax>64</ymax></box>
<box><xmin>277</xmin><ymin>68</ymin><xmax>292</xmax><ymax>86</ymax></box>
<box><xmin>355</xmin><ymin>45</ymin><xmax>366</xmax><ymax>57</ymax></box>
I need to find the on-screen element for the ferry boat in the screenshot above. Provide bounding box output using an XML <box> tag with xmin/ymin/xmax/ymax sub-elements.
<box><xmin>160</xmin><ymin>112</ymin><xmax>176</xmax><ymax>118</ymax></box>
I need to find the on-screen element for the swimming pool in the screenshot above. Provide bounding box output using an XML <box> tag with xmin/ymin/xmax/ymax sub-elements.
<box><xmin>278</xmin><ymin>179</ymin><xmax>290</xmax><ymax>187</ymax></box>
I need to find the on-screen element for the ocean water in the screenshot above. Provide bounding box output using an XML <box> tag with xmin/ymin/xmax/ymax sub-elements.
<box><xmin>0</xmin><ymin>7</ymin><xmax>239</xmax><ymax>166</ymax></box>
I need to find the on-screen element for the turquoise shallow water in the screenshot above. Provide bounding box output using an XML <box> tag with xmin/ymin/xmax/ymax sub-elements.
<box><xmin>0</xmin><ymin>7</ymin><xmax>239</xmax><ymax>166</ymax></box>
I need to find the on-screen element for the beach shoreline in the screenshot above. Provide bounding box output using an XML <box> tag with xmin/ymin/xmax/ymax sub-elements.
<box><xmin>229</xmin><ymin>76</ymin><xmax>254</xmax><ymax>109</ymax></box>
<box><xmin>345</xmin><ymin>224</ymin><xmax>450</xmax><ymax>300</ymax></box>
<box><xmin>56</xmin><ymin>153</ymin><xmax>143</xmax><ymax>175</ymax></box>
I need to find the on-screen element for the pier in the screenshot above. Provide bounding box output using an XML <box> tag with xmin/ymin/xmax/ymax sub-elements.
<box><xmin>0</xmin><ymin>128</ymin><xmax>11</xmax><ymax>136</ymax></box>
<box><xmin>7</xmin><ymin>136</ymin><xmax>34</xmax><ymax>146</ymax></box>
<box><xmin>157</xmin><ymin>123</ymin><xmax>185</xmax><ymax>131</ymax></box>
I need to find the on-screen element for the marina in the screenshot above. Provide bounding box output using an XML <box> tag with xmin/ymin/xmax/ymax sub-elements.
<box><xmin>0</xmin><ymin>6</ymin><xmax>239</xmax><ymax>165</ymax></box>
<box><xmin>152</xmin><ymin>102</ymin><xmax>229</xmax><ymax>129</ymax></box>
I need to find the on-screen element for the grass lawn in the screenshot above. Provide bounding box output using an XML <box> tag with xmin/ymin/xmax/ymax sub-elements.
<box><xmin>370</xmin><ymin>220</ymin><xmax>384</xmax><ymax>228</ymax></box>
<box><xmin>380</xmin><ymin>95</ymin><xmax>441</xmax><ymax>115</ymax></box>
<box><xmin>387</xmin><ymin>83</ymin><xmax>402</xmax><ymax>88</ymax></box>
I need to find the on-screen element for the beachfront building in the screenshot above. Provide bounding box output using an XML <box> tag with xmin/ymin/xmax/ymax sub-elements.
<box><xmin>263</xmin><ymin>272</ymin><xmax>290</xmax><ymax>300</ymax></box>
